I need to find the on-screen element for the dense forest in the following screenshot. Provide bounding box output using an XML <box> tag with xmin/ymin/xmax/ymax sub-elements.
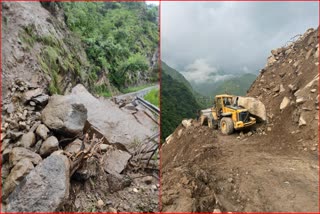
<box><xmin>44</xmin><ymin>2</ymin><xmax>159</xmax><ymax>96</ymax></box>
<box><xmin>161</xmin><ymin>62</ymin><xmax>201</xmax><ymax>140</ymax></box>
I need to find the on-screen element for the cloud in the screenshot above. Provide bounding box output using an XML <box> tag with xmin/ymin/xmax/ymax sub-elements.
<box><xmin>161</xmin><ymin>2</ymin><xmax>318</xmax><ymax>78</ymax></box>
<box><xmin>182</xmin><ymin>59</ymin><xmax>234</xmax><ymax>83</ymax></box>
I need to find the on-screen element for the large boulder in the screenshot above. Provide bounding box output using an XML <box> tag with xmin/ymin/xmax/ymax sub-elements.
<box><xmin>6</xmin><ymin>154</ymin><xmax>70</xmax><ymax>212</ymax></box>
<box><xmin>9</xmin><ymin>147</ymin><xmax>42</xmax><ymax>167</ymax></box>
<box><xmin>3</xmin><ymin>158</ymin><xmax>34</xmax><ymax>200</ymax></box>
<box><xmin>237</xmin><ymin>97</ymin><xmax>267</xmax><ymax>121</ymax></box>
<box><xmin>42</xmin><ymin>95</ymin><xmax>88</xmax><ymax>137</ymax></box>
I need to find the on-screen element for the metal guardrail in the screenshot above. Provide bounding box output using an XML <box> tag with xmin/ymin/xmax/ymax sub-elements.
<box><xmin>136</xmin><ymin>96</ymin><xmax>159</xmax><ymax>116</ymax></box>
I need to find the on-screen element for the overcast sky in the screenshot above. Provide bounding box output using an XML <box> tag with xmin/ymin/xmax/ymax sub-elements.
<box><xmin>161</xmin><ymin>2</ymin><xmax>318</xmax><ymax>83</ymax></box>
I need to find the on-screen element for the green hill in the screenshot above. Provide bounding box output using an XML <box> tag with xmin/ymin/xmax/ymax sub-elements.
<box><xmin>191</xmin><ymin>73</ymin><xmax>257</xmax><ymax>98</ymax></box>
<box><xmin>161</xmin><ymin>62</ymin><xmax>201</xmax><ymax>140</ymax></box>
<box><xmin>161</xmin><ymin>61</ymin><xmax>193</xmax><ymax>90</ymax></box>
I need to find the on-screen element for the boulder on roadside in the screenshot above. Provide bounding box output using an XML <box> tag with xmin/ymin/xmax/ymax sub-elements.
<box><xmin>39</xmin><ymin>136</ymin><xmax>59</xmax><ymax>156</ymax></box>
<box><xmin>36</xmin><ymin>124</ymin><xmax>50</xmax><ymax>140</ymax></box>
<box><xmin>42</xmin><ymin>95</ymin><xmax>88</xmax><ymax>137</ymax></box>
<box><xmin>237</xmin><ymin>96</ymin><xmax>267</xmax><ymax>121</ymax></box>
<box><xmin>6</xmin><ymin>154</ymin><xmax>70</xmax><ymax>212</ymax></box>
<box><xmin>9</xmin><ymin>147</ymin><xmax>42</xmax><ymax>167</ymax></box>
<box><xmin>3</xmin><ymin>158</ymin><xmax>34</xmax><ymax>200</ymax></box>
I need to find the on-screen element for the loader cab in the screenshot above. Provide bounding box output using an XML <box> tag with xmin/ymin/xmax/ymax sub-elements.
<box><xmin>214</xmin><ymin>95</ymin><xmax>233</xmax><ymax>116</ymax></box>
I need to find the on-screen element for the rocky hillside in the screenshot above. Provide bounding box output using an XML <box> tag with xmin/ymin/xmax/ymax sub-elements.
<box><xmin>247</xmin><ymin>27</ymin><xmax>319</xmax><ymax>151</ymax></box>
<box><xmin>2</xmin><ymin>2</ymin><xmax>90</xmax><ymax>98</ymax></box>
<box><xmin>2</xmin><ymin>2</ymin><xmax>159</xmax><ymax>99</ymax></box>
<box><xmin>161</xmin><ymin>27</ymin><xmax>319</xmax><ymax>212</ymax></box>
<box><xmin>1</xmin><ymin>2</ymin><xmax>159</xmax><ymax>212</ymax></box>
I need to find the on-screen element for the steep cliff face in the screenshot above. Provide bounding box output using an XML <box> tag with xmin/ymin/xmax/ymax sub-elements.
<box><xmin>2</xmin><ymin>2</ymin><xmax>90</xmax><ymax>99</ymax></box>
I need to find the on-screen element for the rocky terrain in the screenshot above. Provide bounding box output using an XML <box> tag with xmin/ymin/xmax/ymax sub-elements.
<box><xmin>1</xmin><ymin>2</ymin><xmax>159</xmax><ymax>212</ymax></box>
<box><xmin>161</xmin><ymin>27</ymin><xmax>319</xmax><ymax>212</ymax></box>
<box><xmin>1</xmin><ymin>80</ymin><xmax>159</xmax><ymax>212</ymax></box>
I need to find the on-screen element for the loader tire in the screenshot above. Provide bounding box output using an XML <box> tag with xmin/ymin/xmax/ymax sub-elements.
<box><xmin>220</xmin><ymin>117</ymin><xmax>234</xmax><ymax>135</ymax></box>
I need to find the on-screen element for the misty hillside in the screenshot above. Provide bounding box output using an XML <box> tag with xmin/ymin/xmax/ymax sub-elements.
<box><xmin>161</xmin><ymin>62</ymin><xmax>200</xmax><ymax>140</ymax></box>
<box><xmin>191</xmin><ymin>73</ymin><xmax>257</xmax><ymax>97</ymax></box>
<box><xmin>161</xmin><ymin>61</ymin><xmax>193</xmax><ymax>91</ymax></box>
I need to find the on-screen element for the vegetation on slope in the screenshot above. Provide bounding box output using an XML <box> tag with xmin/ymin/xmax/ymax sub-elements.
<box><xmin>61</xmin><ymin>2</ymin><xmax>159</xmax><ymax>94</ymax></box>
<box><xmin>144</xmin><ymin>88</ymin><xmax>159</xmax><ymax>107</ymax></box>
<box><xmin>191</xmin><ymin>73</ymin><xmax>257</xmax><ymax>98</ymax></box>
<box><xmin>161</xmin><ymin>62</ymin><xmax>201</xmax><ymax>140</ymax></box>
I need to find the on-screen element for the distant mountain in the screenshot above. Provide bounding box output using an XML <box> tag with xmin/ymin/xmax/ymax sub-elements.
<box><xmin>191</xmin><ymin>73</ymin><xmax>257</xmax><ymax>98</ymax></box>
<box><xmin>161</xmin><ymin>61</ymin><xmax>193</xmax><ymax>90</ymax></box>
<box><xmin>161</xmin><ymin>61</ymin><xmax>201</xmax><ymax>140</ymax></box>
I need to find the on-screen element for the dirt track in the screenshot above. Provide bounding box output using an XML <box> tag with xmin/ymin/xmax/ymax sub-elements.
<box><xmin>161</xmin><ymin>124</ymin><xmax>318</xmax><ymax>212</ymax></box>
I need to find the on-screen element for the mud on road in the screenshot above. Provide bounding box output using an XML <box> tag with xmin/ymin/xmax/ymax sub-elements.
<box><xmin>161</xmin><ymin>124</ymin><xmax>318</xmax><ymax>212</ymax></box>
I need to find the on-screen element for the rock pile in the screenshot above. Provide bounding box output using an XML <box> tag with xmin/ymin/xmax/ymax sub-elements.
<box><xmin>247</xmin><ymin>27</ymin><xmax>319</xmax><ymax>152</ymax></box>
<box><xmin>1</xmin><ymin>81</ymin><xmax>157</xmax><ymax>212</ymax></box>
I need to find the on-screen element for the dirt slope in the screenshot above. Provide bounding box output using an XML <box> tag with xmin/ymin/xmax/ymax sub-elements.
<box><xmin>161</xmin><ymin>28</ymin><xmax>319</xmax><ymax>212</ymax></box>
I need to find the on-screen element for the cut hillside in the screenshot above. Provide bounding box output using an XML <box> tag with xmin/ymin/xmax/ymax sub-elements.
<box><xmin>1</xmin><ymin>2</ymin><xmax>159</xmax><ymax>212</ymax></box>
<box><xmin>161</xmin><ymin>27</ymin><xmax>319</xmax><ymax>212</ymax></box>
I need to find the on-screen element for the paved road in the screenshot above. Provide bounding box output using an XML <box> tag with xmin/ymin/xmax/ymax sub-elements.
<box><xmin>115</xmin><ymin>85</ymin><xmax>159</xmax><ymax>101</ymax></box>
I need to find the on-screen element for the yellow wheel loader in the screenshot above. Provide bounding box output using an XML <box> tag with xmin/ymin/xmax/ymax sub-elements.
<box><xmin>200</xmin><ymin>94</ymin><xmax>256</xmax><ymax>135</ymax></box>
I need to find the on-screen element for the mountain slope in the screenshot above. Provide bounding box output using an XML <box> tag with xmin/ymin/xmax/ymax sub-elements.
<box><xmin>161</xmin><ymin>62</ymin><xmax>200</xmax><ymax>140</ymax></box>
<box><xmin>161</xmin><ymin>61</ymin><xmax>193</xmax><ymax>90</ymax></box>
<box><xmin>161</xmin><ymin>27</ymin><xmax>319</xmax><ymax>212</ymax></box>
<box><xmin>191</xmin><ymin>73</ymin><xmax>257</xmax><ymax>97</ymax></box>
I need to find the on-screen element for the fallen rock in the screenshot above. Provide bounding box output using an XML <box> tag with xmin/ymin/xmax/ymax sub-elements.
<box><xmin>102</xmin><ymin>149</ymin><xmax>131</xmax><ymax>175</ymax></box>
<box><xmin>97</xmin><ymin>199</ymin><xmax>104</xmax><ymax>208</ymax></box>
<box><xmin>280</xmin><ymin>97</ymin><xmax>290</xmax><ymax>110</ymax></box>
<box><xmin>6</xmin><ymin>130</ymin><xmax>23</xmax><ymax>140</ymax></box>
<box><xmin>107</xmin><ymin>173</ymin><xmax>132</xmax><ymax>193</ymax></box>
<box><xmin>36</xmin><ymin>124</ymin><xmax>50</xmax><ymax>140</ymax></box>
<box><xmin>296</xmin><ymin>97</ymin><xmax>306</xmax><ymax>104</ymax></box>
<box><xmin>39</xmin><ymin>136</ymin><xmax>59</xmax><ymax>156</ymax></box>
<box><xmin>42</xmin><ymin>95</ymin><xmax>88</xmax><ymax>137</ymax></box>
<box><xmin>182</xmin><ymin>119</ymin><xmax>193</xmax><ymax>128</ymax></box>
<box><xmin>267</xmin><ymin>55</ymin><xmax>277</xmax><ymax>66</ymax></box>
<box><xmin>165</xmin><ymin>134</ymin><xmax>173</xmax><ymax>144</ymax></box>
<box><xmin>9</xmin><ymin>147</ymin><xmax>42</xmax><ymax>167</ymax></box>
<box><xmin>20</xmin><ymin>132</ymin><xmax>36</xmax><ymax>148</ymax></box>
<box><xmin>6</xmin><ymin>154</ymin><xmax>70</xmax><ymax>212</ymax></box>
<box><xmin>73</xmin><ymin>156</ymin><xmax>98</xmax><ymax>181</ymax></box>
<box><xmin>32</xmin><ymin>94</ymin><xmax>49</xmax><ymax>106</ymax></box>
<box><xmin>279</xmin><ymin>84</ymin><xmax>285</xmax><ymax>93</ymax></box>
<box><xmin>22</xmin><ymin>88</ymin><xmax>43</xmax><ymax>103</ymax></box>
<box><xmin>299</xmin><ymin>116</ymin><xmax>307</xmax><ymax>127</ymax></box>
<box><xmin>142</xmin><ymin>176</ymin><xmax>154</xmax><ymax>185</ymax></box>
<box><xmin>64</xmin><ymin>138</ymin><xmax>84</xmax><ymax>154</ymax></box>
<box><xmin>3</xmin><ymin>158</ymin><xmax>34</xmax><ymax>200</ymax></box>
<box><xmin>237</xmin><ymin>96</ymin><xmax>267</xmax><ymax>121</ymax></box>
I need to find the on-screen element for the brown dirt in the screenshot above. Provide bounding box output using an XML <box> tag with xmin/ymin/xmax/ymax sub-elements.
<box><xmin>161</xmin><ymin>27</ymin><xmax>319</xmax><ymax>212</ymax></box>
<box><xmin>161</xmin><ymin>124</ymin><xmax>318</xmax><ymax>212</ymax></box>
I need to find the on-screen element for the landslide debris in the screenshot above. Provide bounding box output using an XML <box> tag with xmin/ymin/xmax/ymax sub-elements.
<box><xmin>1</xmin><ymin>80</ymin><xmax>159</xmax><ymax>212</ymax></box>
<box><xmin>161</xmin><ymin>28</ymin><xmax>319</xmax><ymax>212</ymax></box>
